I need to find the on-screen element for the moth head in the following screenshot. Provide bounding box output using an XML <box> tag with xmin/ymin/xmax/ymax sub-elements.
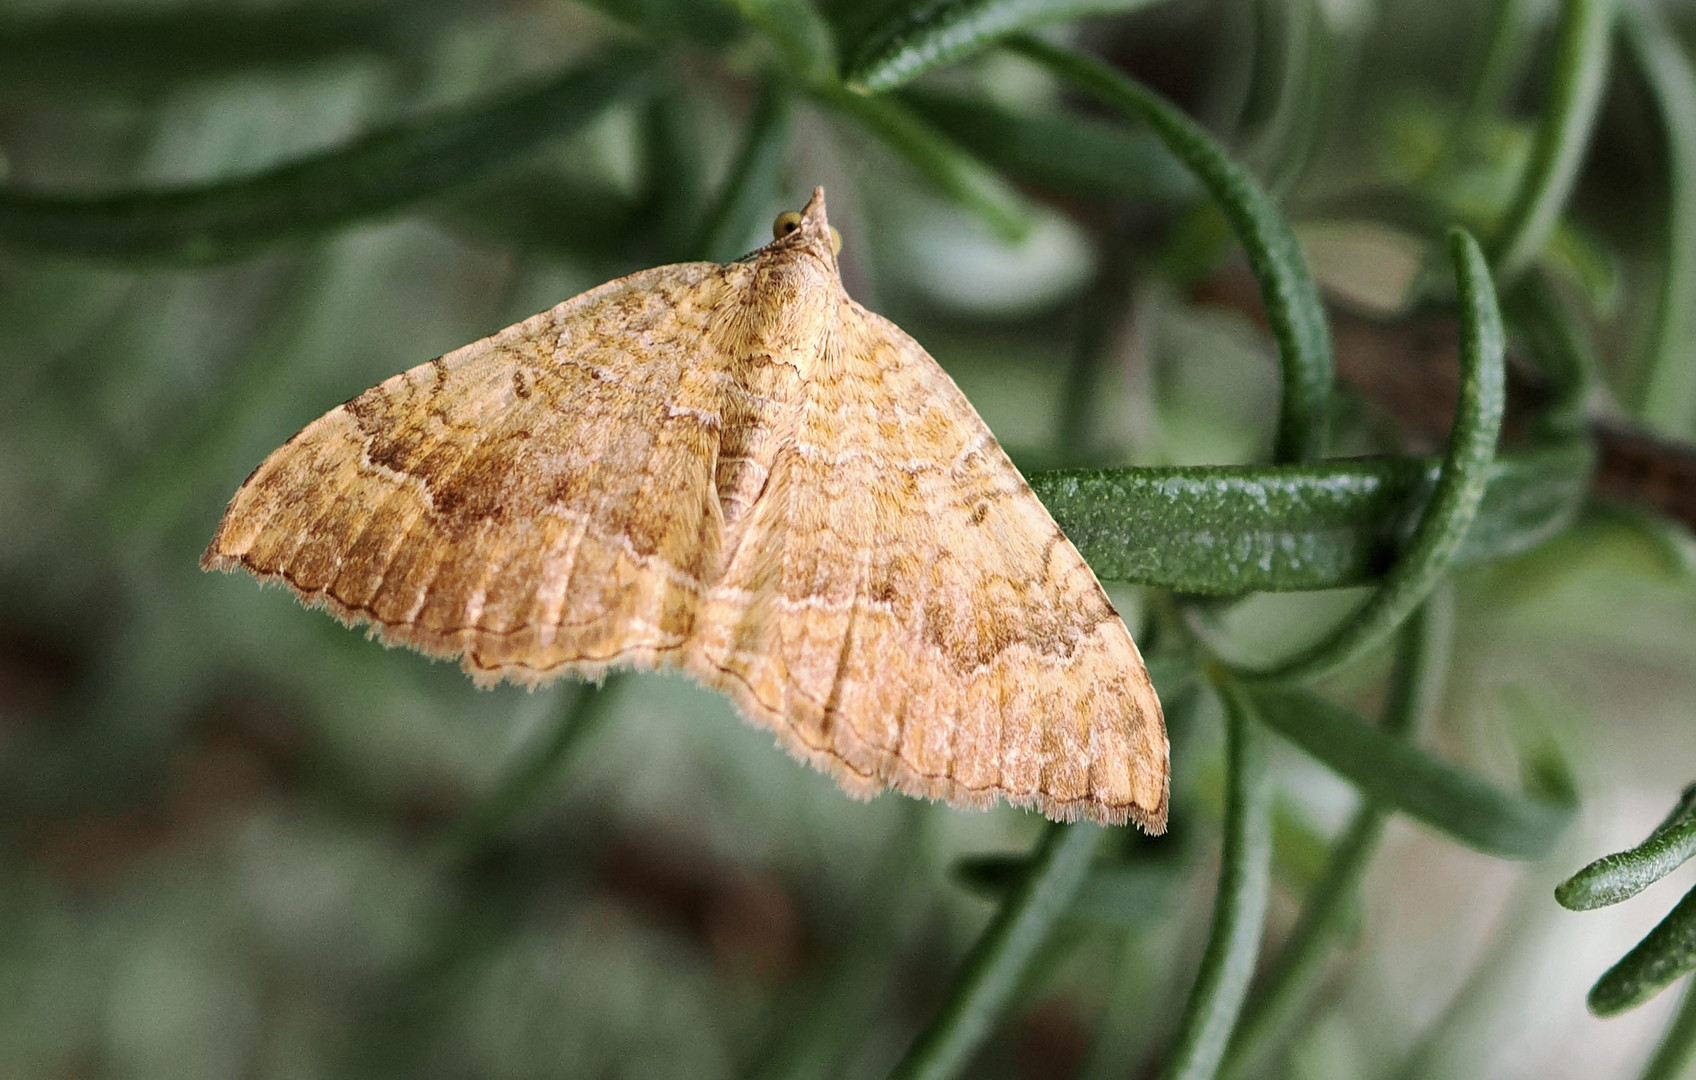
<box><xmin>767</xmin><ymin>187</ymin><xmax>841</xmax><ymax>268</ymax></box>
<box><xmin>773</xmin><ymin>209</ymin><xmax>842</xmax><ymax>257</ymax></box>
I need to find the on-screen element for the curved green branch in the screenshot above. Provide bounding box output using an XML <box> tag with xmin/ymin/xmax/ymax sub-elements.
<box><xmin>1221</xmin><ymin>597</ymin><xmax>1451</xmax><ymax>1079</ymax></box>
<box><xmin>1641</xmin><ymin>979</ymin><xmax>1696</xmax><ymax>1080</ymax></box>
<box><xmin>812</xmin><ymin>83</ymin><xmax>1030</xmax><ymax>240</ymax></box>
<box><xmin>1157</xmin><ymin>670</ymin><xmax>1273</xmax><ymax>1080</ymax></box>
<box><xmin>888</xmin><ymin>822</ymin><xmax>1105</xmax><ymax>1080</ymax></box>
<box><xmin>436</xmin><ymin>676</ymin><xmax>625</xmax><ymax>860</ymax></box>
<box><xmin>1009</xmin><ymin>34</ymin><xmax>1332</xmax><ymax>463</ymax></box>
<box><xmin>1254</xmin><ymin>228</ymin><xmax>1504</xmax><ymax>681</ymax></box>
<box><xmin>693</xmin><ymin>81</ymin><xmax>795</xmax><ymax>261</ymax></box>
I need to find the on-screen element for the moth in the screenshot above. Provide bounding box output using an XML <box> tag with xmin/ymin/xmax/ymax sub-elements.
<box><xmin>204</xmin><ymin>188</ymin><xmax>1168</xmax><ymax>830</ymax></box>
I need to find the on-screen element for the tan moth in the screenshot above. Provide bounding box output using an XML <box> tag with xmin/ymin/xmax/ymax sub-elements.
<box><xmin>204</xmin><ymin>188</ymin><xmax>1169</xmax><ymax>830</ymax></box>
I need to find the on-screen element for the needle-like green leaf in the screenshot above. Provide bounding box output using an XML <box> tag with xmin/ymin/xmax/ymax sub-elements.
<box><xmin>1491</xmin><ymin>0</ymin><xmax>1614</xmax><ymax>279</ymax></box>
<box><xmin>730</xmin><ymin>0</ymin><xmax>837</xmax><ymax>81</ymax></box>
<box><xmin>1248</xmin><ymin>684</ymin><xmax>1575</xmax><ymax>859</ymax></box>
<box><xmin>1623</xmin><ymin>6</ymin><xmax>1696</xmax><ymax>436</ymax></box>
<box><xmin>1589</xmin><ymin>886</ymin><xmax>1696</xmax><ymax>1017</ymax></box>
<box><xmin>1221</xmin><ymin>598</ymin><xmax>1451</xmax><ymax>1080</ymax></box>
<box><xmin>0</xmin><ymin>50</ymin><xmax>647</xmax><ymax>261</ymax></box>
<box><xmin>0</xmin><ymin>3</ymin><xmax>434</xmax><ymax>98</ymax></box>
<box><xmin>812</xmin><ymin>83</ymin><xmax>1031</xmax><ymax>239</ymax></box>
<box><xmin>1010</xmin><ymin>35</ymin><xmax>1333</xmax><ymax>463</ymax></box>
<box><xmin>1253</xmin><ymin>229</ymin><xmax>1504</xmax><ymax>679</ymax></box>
<box><xmin>844</xmin><ymin>0</ymin><xmax>1175</xmax><ymax>92</ymax></box>
<box><xmin>1558</xmin><ymin>785</ymin><xmax>1696</xmax><ymax>910</ymax></box>
<box><xmin>693</xmin><ymin>82</ymin><xmax>795</xmax><ymax>262</ymax></box>
<box><xmin>900</xmin><ymin>87</ymin><xmax>1197</xmax><ymax>204</ymax></box>
<box><xmin>888</xmin><ymin>822</ymin><xmax>1105</xmax><ymax>1080</ymax></box>
<box><xmin>1029</xmin><ymin>443</ymin><xmax>1590</xmax><ymax>594</ymax></box>
<box><xmin>1158</xmin><ymin>670</ymin><xmax>1274</xmax><ymax>1080</ymax></box>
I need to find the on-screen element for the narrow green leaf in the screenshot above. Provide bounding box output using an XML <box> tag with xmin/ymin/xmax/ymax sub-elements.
<box><xmin>844</xmin><ymin>0</ymin><xmax>1173</xmax><ymax>92</ymax></box>
<box><xmin>1623</xmin><ymin>6</ymin><xmax>1696</xmax><ymax>436</ymax></box>
<box><xmin>434</xmin><ymin>170</ymin><xmax>643</xmax><ymax>260</ymax></box>
<box><xmin>952</xmin><ymin>854</ymin><xmax>1179</xmax><ymax>925</ymax></box>
<box><xmin>1558</xmin><ymin>785</ymin><xmax>1696</xmax><ymax>910</ymax></box>
<box><xmin>575</xmin><ymin>0</ymin><xmax>742</xmax><ymax>45</ymax></box>
<box><xmin>1505</xmin><ymin>271</ymin><xmax>1598</xmax><ymax>438</ymax></box>
<box><xmin>730</xmin><ymin>0</ymin><xmax>837</xmax><ymax>80</ymax></box>
<box><xmin>1222</xmin><ymin>599</ymin><xmax>1451</xmax><ymax>1080</ymax></box>
<box><xmin>0</xmin><ymin>50</ymin><xmax>648</xmax><ymax>261</ymax></box>
<box><xmin>1640</xmin><ymin>979</ymin><xmax>1696</xmax><ymax>1080</ymax></box>
<box><xmin>693</xmin><ymin>82</ymin><xmax>795</xmax><ymax>262</ymax></box>
<box><xmin>638</xmin><ymin>89</ymin><xmax>711</xmax><ymax>258</ymax></box>
<box><xmin>1255</xmin><ymin>229</ymin><xmax>1504</xmax><ymax>680</ymax></box>
<box><xmin>1010</xmin><ymin>35</ymin><xmax>1332</xmax><ymax>463</ymax></box>
<box><xmin>812</xmin><ymin>83</ymin><xmax>1030</xmax><ymax>240</ymax></box>
<box><xmin>1248</xmin><ymin>684</ymin><xmax>1575</xmax><ymax>859</ymax></box>
<box><xmin>1589</xmin><ymin>886</ymin><xmax>1696</xmax><ymax>1017</ymax></box>
<box><xmin>900</xmin><ymin>87</ymin><xmax>1198</xmax><ymax>204</ymax></box>
<box><xmin>1244</xmin><ymin>0</ymin><xmax>1326</xmax><ymax>198</ymax></box>
<box><xmin>436</xmin><ymin>677</ymin><xmax>625</xmax><ymax>861</ymax></box>
<box><xmin>1159</xmin><ymin>672</ymin><xmax>1273</xmax><ymax>1080</ymax></box>
<box><xmin>1029</xmin><ymin>442</ymin><xmax>1591</xmax><ymax>594</ymax></box>
<box><xmin>1491</xmin><ymin>0</ymin><xmax>1614</xmax><ymax>279</ymax></box>
<box><xmin>747</xmin><ymin>803</ymin><xmax>931</xmax><ymax>1080</ymax></box>
<box><xmin>0</xmin><ymin>4</ymin><xmax>430</xmax><ymax>98</ymax></box>
<box><xmin>888</xmin><ymin>822</ymin><xmax>1105</xmax><ymax>1080</ymax></box>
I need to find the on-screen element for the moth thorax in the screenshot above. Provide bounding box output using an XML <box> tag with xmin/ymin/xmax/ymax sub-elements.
<box><xmin>732</xmin><ymin>256</ymin><xmax>835</xmax><ymax>364</ymax></box>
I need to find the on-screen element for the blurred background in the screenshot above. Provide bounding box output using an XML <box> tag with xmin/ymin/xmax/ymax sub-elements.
<box><xmin>2</xmin><ymin>0</ymin><xmax>1696</xmax><ymax>1077</ymax></box>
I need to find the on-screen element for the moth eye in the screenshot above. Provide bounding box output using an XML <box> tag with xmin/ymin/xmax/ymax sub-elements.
<box><xmin>772</xmin><ymin>210</ymin><xmax>803</xmax><ymax>239</ymax></box>
<box><xmin>829</xmin><ymin>226</ymin><xmax>842</xmax><ymax>256</ymax></box>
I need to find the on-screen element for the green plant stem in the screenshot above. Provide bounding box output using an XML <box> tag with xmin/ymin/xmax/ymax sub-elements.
<box><xmin>1491</xmin><ymin>0</ymin><xmax>1614</xmax><ymax>280</ymax></box>
<box><xmin>1220</xmin><ymin>598</ymin><xmax>1451</xmax><ymax>1080</ymax></box>
<box><xmin>1641</xmin><ymin>978</ymin><xmax>1696</xmax><ymax>1080</ymax></box>
<box><xmin>900</xmin><ymin>87</ymin><xmax>1198</xmax><ymax>205</ymax></box>
<box><xmin>887</xmin><ymin>821</ymin><xmax>1105</xmax><ymax>1080</ymax></box>
<box><xmin>694</xmin><ymin>81</ymin><xmax>794</xmax><ymax>261</ymax></box>
<box><xmin>1253</xmin><ymin>228</ymin><xmax>1503</xmax><ymax>682</ymax></box>
<box><xmin>1009</xmin><ymin>34</ymin><xmax>1331</xmax><ymax>464</ymax></box>
<box><xmin>1622</xmin><ymin>5</ymin><xmax>1696</xmax><ymax>436</ymax></box>
<box><xmin>1157</xmin><ymin>671</ymin><xmax>1273</xmax><ymax>1080</ymax></box>
<box><xmin>1468</xmin><ymin>0</ymin><xmax>1539</xmax><ymax>119</ymax></box>
<box><xmin>436</xmin><ymin>676</ymin><xmax>625</xmax><ymax>860</ymax></box>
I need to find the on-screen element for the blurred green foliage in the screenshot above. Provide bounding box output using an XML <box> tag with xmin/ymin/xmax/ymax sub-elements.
<box><xmin>4</xmin><ymin>1</ymin><xmax>1696</xmax><ymax>1079</ymax></box>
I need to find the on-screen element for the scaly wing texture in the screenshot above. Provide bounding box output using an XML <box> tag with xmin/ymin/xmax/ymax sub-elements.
<box><xmin>204</xmin><ymin>261</ymin><xmax>755</xmax><ymax>682</ymax></box>
<box><xmin>687</xmin><ymin>300</ymin><xmax>1169</xmax><ymax>831</ymax></box>
<box><xmin>207</xmin><ymin>189</ymin><xmax>1167</xmax><ymax>829</ymax></box>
